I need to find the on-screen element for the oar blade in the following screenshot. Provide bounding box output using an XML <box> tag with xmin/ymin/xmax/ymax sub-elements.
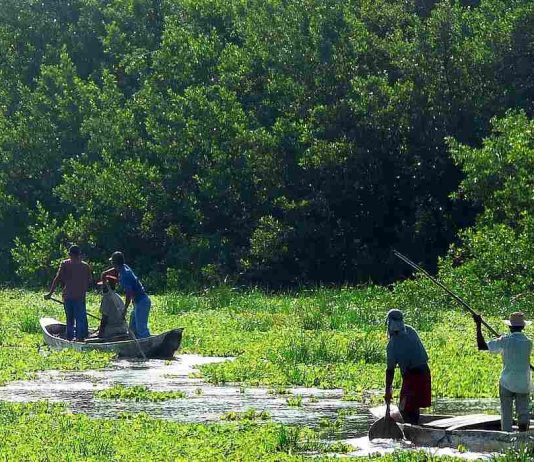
<box><xmin>368</xmin><ymin>415</ymin><xmax>404</xmax><ymax>440</ymax></box>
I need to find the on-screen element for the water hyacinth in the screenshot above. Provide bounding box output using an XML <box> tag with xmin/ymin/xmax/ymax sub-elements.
<box><xmin>96</xmin><ymin>385</ymin><xmax>187</xmax><ymax>402</ymax></box>
<box><xmin>0</xmin><ymin>285</ymin><xmax>527</xmax><ymax>460</ymax></box>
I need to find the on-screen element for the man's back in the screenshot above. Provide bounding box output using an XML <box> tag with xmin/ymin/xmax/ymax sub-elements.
<box><xmin>387</xmin><ymin>325</ymin><xmax>429</xmax><ymax>375</ymax></box>
<box><xmin>58</xmin><ymin>259</ymin><xmax>91</xmax><ymax>300</ymax></box>
<box><xmin>488</xmin><ymin>332</ymin><xmax>532</xmax><ymax>394</ymax></box>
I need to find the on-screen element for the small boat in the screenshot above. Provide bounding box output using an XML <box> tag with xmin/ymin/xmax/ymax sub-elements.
<box><xmin>370</xmin><ymin>406</ymin><xmax>534</xmax><ymax>452</ymax></box>
<box><xmin>40</xmin><ymin>317</ymin><xmax>183</xmax><ymax>359</ymax></box>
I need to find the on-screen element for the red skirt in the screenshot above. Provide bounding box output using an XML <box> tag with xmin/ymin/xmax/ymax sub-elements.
<box><xmin>400</xmin><ymin>369</ymin><xmax>432</xmax><ymax>412</ymax></box>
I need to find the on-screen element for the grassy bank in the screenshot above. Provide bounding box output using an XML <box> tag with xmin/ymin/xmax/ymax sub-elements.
<box><xmin>0</xmin><ymin>284</ymin><xmax>532</xmax><ymax>461</ymax></box>
<box><xmin>0</xmin><ymin>402</ymin><xmax>530</xmax><ymax>461</ymax></box>
<box><xmin>153</xmin><ymin>283</ymin><xmax>523</xmax><ymax>399</ymax></box>
<box><xmin>0</xmin><ymin>402</ymin><xmax>477</xmax><ymax>461</ymax></box>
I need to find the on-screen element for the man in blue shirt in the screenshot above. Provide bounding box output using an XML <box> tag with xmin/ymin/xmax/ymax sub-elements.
<box><xmin>101</xmin><ymin>251</ymin><xmax>152</xmax><ymax>338</ymax></box>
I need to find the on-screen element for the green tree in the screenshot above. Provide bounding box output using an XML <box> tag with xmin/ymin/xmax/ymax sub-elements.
<box><xmin>448</xmin><ymin>111</ymin><xmax>534</xmax><ymax>292</ymax></box>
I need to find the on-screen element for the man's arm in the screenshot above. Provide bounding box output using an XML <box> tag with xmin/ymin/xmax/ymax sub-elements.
<box><xmin>385</xmin><ymin>343</ymin><xmax>396</xmax><ymax>403</ymax></box>
<box><xmin>385</xmin><ymin>368</ymin><xmax>395</xmax><ymax>403</ymax></box>
<box><xmin>101</xmin><ymin>267</ymin><xmax>116</xmax><ymax>281</ymax></box>
<box><xmin>473</xmin><ymin>314</ymin><xmax>488</xmax><ymax>351</ymax></box>
<box><xmin>44</xmin><ymin>265</ymin><xmax>62</xmax><ymax>299</ymax></box>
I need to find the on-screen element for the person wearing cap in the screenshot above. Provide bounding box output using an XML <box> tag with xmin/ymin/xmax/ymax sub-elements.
<box><xmin>473</xmin><ymin>312</ymin><xmax>532</xmax><ymax>432</ymax></box>
<box><xmin>44</xmin><ymin>245</ymin><xmax>92</xmax><ymax>340</ymax></box>
<box><xmin>101</xmin><ymin>251</ymin><xmax>151</xmax><ymax>338</ymax></box>
<box><xmin>384</xmin><ymin>309</ymin><xmax>431</xmax><ymax>425</ymax></box>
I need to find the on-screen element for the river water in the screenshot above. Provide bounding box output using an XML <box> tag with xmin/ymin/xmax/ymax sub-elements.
<box><xmin>0</xmin><ymin>355</ymin><xmax>500</xmax><ymax>459</ymax></box>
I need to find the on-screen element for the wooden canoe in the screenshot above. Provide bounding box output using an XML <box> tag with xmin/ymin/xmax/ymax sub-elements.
<box><xmin>370</xmin><ymin>407</ymin><xmax>534</xmax><ymax>452</ymax></box>
<box><xmin>40</xmin><ymin>317</ymin><xmax>183</xmax><ymax>359</ymax></box>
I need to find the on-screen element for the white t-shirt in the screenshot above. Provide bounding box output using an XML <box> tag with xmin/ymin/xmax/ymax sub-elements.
<box><xmin>488</xmin><ymin>332</ymin><xmax>532</xmax><ymax>394</ymax></box>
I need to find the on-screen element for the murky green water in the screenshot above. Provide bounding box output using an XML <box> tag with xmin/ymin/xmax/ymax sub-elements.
<box><xmin>0</xmin><ymin>355</ymin><xmax>500</xmax><ymax>459</ymax></box>
<box><xmin>0</xmin><ymin>355</ymin><xmax>368</xmax><ymax>433</ymax></box>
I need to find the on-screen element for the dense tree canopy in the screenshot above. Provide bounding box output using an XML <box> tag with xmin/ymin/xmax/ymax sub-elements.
<box><xmin>1</xmin><ymin>0</ymin><xmax>533</xmax><ymax>288</ymax></box>
<box><xmin>447</xmin><ymin>111</ymin><xmax>534</xmax><ymax>294</ymax></box>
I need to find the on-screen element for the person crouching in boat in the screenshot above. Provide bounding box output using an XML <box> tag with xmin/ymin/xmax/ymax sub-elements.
<box><xmin>101</xmin><ymin>251</ymin><xmax>151</xmax><ymax>338</ymax></box>
<box><xmin>384</xmin><ymin>309</ymin><xmax>431</xmax><ymax>425</ymax></box>
<box><xmin>95</xmin><ymin>279</ymin><xmax>128</xmax><ymax>339</ymax></box>
<box><xmin>473</xmin><ymin>312</ymin><xmax>532</xmax><ymax>432</ymax></box>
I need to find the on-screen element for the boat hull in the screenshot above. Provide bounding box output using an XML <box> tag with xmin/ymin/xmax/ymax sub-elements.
<box><xmin>40</xmin><ymin>318</ymin><xmax>183</xmax><ymax>359</ymax></box>
<box><xmin>370</xmin><ymin>407</ymin><xmax>534</xmax><ymax>452</ymax></box>
<box><xmin>401</xmin><ymin>422</ymin><xmax>534</xmax><ymax>452</ymax></box>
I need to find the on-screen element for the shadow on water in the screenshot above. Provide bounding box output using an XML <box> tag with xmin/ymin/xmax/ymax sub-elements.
<box><xmin>0</xmin><ymin>355</ymin><xmax>500</xmax><ymax>458</ymax></box>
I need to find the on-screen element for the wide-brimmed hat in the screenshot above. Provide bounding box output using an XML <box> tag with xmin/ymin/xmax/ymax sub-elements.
<box><xmin>503</xmin><ymin>312</ymin><xmax>531</xmax><ymax>327</ymax></box>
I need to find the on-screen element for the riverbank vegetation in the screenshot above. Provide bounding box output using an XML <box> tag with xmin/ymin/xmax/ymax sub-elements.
<box><xmin>1</xmin><ymin>281</ymin><xmax>528</xmax><ymax>399</ymax></box>
<box><xmin>0</xmin><ymin>401</ymin><xmax>507</xmax><ymax>461</ymax></box>
<box><xmin>96</xmin><ymin>384</ymin><xmax>187</xmax><ymax>401</ymax></box>
<box><xmin>0</xmin><ymin>402</ymin><xmax>529</xmax><ymax>461</ymax></box>
<box><xmin>0</xmin><ymin>0</ymin><xmax>533</xmax><ymax>290</ymax></box>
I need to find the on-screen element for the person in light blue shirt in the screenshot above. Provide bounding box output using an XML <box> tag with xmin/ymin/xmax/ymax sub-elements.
<box><xmin>473</xmin><ymin>312</ymin><xmax>532</xmax><ymax>432</ymax></box>
<box><xmin>101</xmin><ymin>251</ymin><xmax>151</xmax><ymax>338</ymax></box>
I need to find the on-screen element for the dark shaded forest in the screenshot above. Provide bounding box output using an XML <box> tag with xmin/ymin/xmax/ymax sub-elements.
<box><xmin>1</xmin><ymin>0</ymin><xmax>533</xmax><ymax>289</ymax></box>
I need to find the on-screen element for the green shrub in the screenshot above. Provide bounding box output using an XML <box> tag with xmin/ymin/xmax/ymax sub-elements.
<box><xmin>19</xmin><ymin>310</ymin><xmax>40</xmax><ymax>334</ymax></box>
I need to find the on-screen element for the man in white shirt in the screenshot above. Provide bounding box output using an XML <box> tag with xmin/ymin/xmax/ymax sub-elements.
<box><xmin>473</xmin><ymin>312</ymin><xmax>532</xmax><ymax>432</ymax></box>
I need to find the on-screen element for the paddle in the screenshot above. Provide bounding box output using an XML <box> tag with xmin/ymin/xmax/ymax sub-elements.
<box><xmin>393</xmin><ymin>250</ymin><xmax>534</xmax><ymax>372</ymax></box>
<box><xmin>368</xmin><ymin>401</ymin><xmax>404</xmax><ymax>440</ymax></box>
<box><xmin>48</xmin><ymin>296</ymin><xmax>101</xmax><ymax>321</ymax></box>
<box><xmin>125</xmin><ymin>326</ymin><xmax>148</xmax><ymax>361</ymax></box>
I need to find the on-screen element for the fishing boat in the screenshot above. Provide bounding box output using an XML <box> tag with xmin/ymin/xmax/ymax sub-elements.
<box><xmin>40</xmin><ymin>317</ymin><xmax>183</xmax><ymax>359</ymax></box>
<box><xmin>370</xmin><ymin>407</ymin><xmax>534</xmax><ymax>452</ymax></box>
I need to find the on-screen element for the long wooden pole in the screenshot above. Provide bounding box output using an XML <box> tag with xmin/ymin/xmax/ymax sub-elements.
<box><xmin>393</xmin><ymin>250</ymin><xmax>534</xmax><ymax>371</ymax></box>
<box><xmin>50</xmin><ymin>297</ymin><xmax>100</xmax><ymax>321</ymax></box>
<box><xmin>393</xmin><ymin>250</ymin><xmax>499</xmax><ymax>336</ymax></box>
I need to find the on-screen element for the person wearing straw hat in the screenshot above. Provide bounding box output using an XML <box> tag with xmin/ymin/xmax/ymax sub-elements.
<box><xmin>384</xmin><ymin>309</ymin><xmax>431</xmax><ymax>425</ymax></box>
<box><xmin>473</xmin><ymin>312</ymin><xmax>532</xmax><ymax>432</ymax></box>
